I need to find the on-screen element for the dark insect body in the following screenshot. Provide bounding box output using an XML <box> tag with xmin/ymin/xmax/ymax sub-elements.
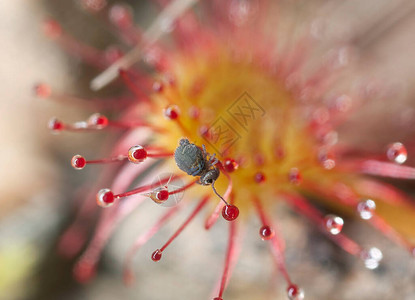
<box><xmin>174</xmin><ymin>138</ymin><xmax>238</xmax><ymax>221</ymax></box>
<box><xmin>174</xmin><ymin>138</ymin><xmax>219</xmax><ymax>185</ymax></box>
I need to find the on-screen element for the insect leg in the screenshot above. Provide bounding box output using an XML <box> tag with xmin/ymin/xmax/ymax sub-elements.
<box><xmin>189</xmin><ymin>166</ymin><xmax>199</xmax><ymax>175</ymax></box>
<box><xmin>189</xmin><ymin>164</ymin><xmax>203</xmax><ymax>176</ymax></box>
<box><xmin>202</xmin><ymin>144</ymin><xmax>207</xmax><ymax>160</ymax></box>
<box><xmin>209</xmin><ymin>153</ymin><xmax>218</xmax><ymax>166</ymax></box>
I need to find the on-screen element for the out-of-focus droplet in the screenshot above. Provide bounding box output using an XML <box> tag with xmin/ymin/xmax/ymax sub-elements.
<box><xmin>331</xmin><ymin>94</ymin><xmax>352</xmax><ymax>113</ymax></box>
<box><xmin>229</xmin><ymin>0</ymin><xmax>258</xmax><ymax>26</ymax></box>
<box><xmin>324</xmin><ymin>214</ymin><xmax>344</xmax><ymax>235</ymax></box>
<box><xmin>259</xmin><ymin>225</ymin><xmax>274</xmax><ymax>240</ymax></box>
<box><xmin>73</xmin><ymin>260</ymin><xmax>96</xmax><ymax>283</ymax></box>
<box><xmin>43</xmin><ymin>19</ymin><xmax>62</xmax><ymax>39</ymax></box>
<box><xmin>287</xmin><ymin>284</ymin><xmax>305</xmax><ymax>300</ymax></box>
<box><xmin>80</xmin><ymin>0</ymin><xmax>107</xmax><ymax>13</ymax></box>
<box><xmin>188</xmin><ymin>106</ymin><xmax>200</xmax><ymax>120</ymax></box>
<box><xmin>361</xmin><ymin>247</ymin><xmax>383</xmax><ymax>270</ymax></box>
<box><xmin>357</xmin><ymin>199</ymin><xmax>376</xmax><ymax>220</ymax></box>
<box><xmin>153</xmin><ymin>81</ymin><xmax>164</xmax><ymax>93</ymax></box>
<box><xmin>88</xmin><ymin>113</ymin><xmax>108</xmax><ymax>128</ymax></box>
<box><xmin>289</xmin><ymin>168</ymin><xmax>302</xmax><ymax>185</ymax></box>
<box><xmin>254</xmin><ymin>172</ymin><xmax>266</xmax><ymax>183</ymax></box>
<box><xmin>164</xmin><ymin>105</ymin><xmax>180</xmax><ymax>120</ymax></box>
<box><xmin>34</xmin><ymin>83</ymin><xmax>51</xmax><ymax>98</ymax></box>
<box><xmin>109</xmin><ymin>4</ymin><xmax>133</xmax><ymax>29</ymax></box>
<box><xmin>387</xmin><ymin>142</ymin><xmax>407</xmax><ymax>164</ymax></box>
<box><xmin>104</xmin><ymin>46</ymin><xmax>124</xmax><ymax>64</ymax></box>
<box><xmin>318</xmin><ymin>148</ymin><xmax>336</xmax><ymax>170</ymax></box>
<box><xmin>312</xmin><ymin>107</ymin><xmax>330</xmax><ymax>125</ymax></box>
<box><xmin>48</xmin><ymin>117</ymin><xmax>64</xmax><ymax>133</ymax></box>
<box><xmin>322</xmin><ymin>130</ymin><xmax>338</xmax><ymax>146</ymax></box>
<box><xmin>328</xmin><ymin>46</ymin><xmax>354</xmax><ymax>69</ymax></box>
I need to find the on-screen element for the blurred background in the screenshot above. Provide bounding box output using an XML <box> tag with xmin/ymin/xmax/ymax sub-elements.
<box><xmin>1</xmin><ymin>0</ymin><xmax>415</xmax><ymax>299</ymax></box>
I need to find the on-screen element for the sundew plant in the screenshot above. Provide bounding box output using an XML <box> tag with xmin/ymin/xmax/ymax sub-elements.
<box><xmin>37</xmin><ymin>0</ymin><xmax>415</xmax><ymax>299</ymax></box>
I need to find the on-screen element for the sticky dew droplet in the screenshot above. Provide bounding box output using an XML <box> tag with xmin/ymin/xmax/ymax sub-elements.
<box><xmin>387</xmin><ymin>142</ymin><xmax>407</xmax><ymax>164</ymax></box>
<box><xmin>361</xmin><ymin>247</ymin><xmax>383</xmax><ymax>270</ymax></box>
<box><xmin>324</xmin><ymin>214</ymin><xmax>344</xmax><ymax>235</ymax></box>
<box><xmin>96</xmin><ymin>188</ymin><xmax>115</xmax><ymax>208</ymax></box>
<box><xmin>128</xmin><ymin>145</ymin><xmax>147</xmax><ymax>163</ymax></box>
<box><xmin>287</xmin><ymin>284</ymin><xmax>305</xmax><ymax>300</ymax></box>
<box><xmin>222</xmin><ymin>205</ymin><xmax>239</xmax><ymax>221</ymax></box>
<box><xmin>151</xmin><ymin>249</ymin><xmax>163</xmax><ymax>262</ymax></box>
<box><xmin>357</xmin><ymin>199</ymin><xmax>376</xmax><ymax>220</ymax></box>
<box><xmin>259</xmin><ymin>225</ymin><xmax>274</xmax><ymax>240</ymax></box>
<box><xmin>71</xmin><ymin>155</ymin><xmax>86</xmax><ymax>170</ymax></box>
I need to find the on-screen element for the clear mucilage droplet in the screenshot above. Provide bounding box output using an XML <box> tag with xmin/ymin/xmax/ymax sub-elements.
<box><xmin>88</xmin><ymin>113</ymin><xmax>108</xmax><ymax>128</ymax></box>
<box><xmin>222</xmin><ymin>205</ymin><xmax>239</xmax><ymax>221</ymax></box>
<box><xmin>71</xmin><ymin>155</ymin><xmax>86</xmax><ymax>170</ymax></box>
<box><xmin>387</xmin><ymin>142</ymin><xmax>407</xmax><ymax>164</ymax></box>
<box><xmin>324</xmin><ymin>214</ymin><xmax>344</xmax><ymax>235</ymax></box>
<box><xmin>96</xmin><ymin>188</ymin><xmax>115</xmax><ymax>208</ymax></box>
<box><xmin>287</xmin><ymin>284</ymin><xmax>305</xmax><ymax>300</ymax></box>
<box><xmin>259</xmin><ymin>225</ymin><xmax>274</xmax><ymax>240</ymax></box>
<box><xmin>361</xmin><ymin>247</ymin><xmax>383</xmax><ymax>270</ymax></box>
<box><xmin>357</xmin><ymin>199</ymin><xmax>376</xmax><ymax>220</ymax></box>
<box><xmin>149</xmin><ymin>173</ymin><xmax>185</xmax><ymax>207</ymax></box>
<box><xmin>148</xmin><ymin>187</ymin><xmax>170</xmax><ymax>204</ymax></box>
<box><xmin>128</xmin><ymin>145</ymin><xmax>147</xmax><ymax>163</ymax></box>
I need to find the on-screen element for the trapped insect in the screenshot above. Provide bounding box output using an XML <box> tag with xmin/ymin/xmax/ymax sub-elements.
<box><xmin>174</xmin><ymin>138</ymin><xmax>226</xmax><ymax>202</ymax></box>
